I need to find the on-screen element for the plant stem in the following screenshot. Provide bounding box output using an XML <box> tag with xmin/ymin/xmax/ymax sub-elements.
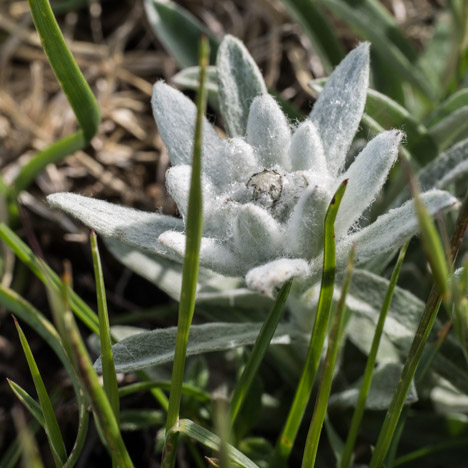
<box><xmin>270</xmin><ymin>180</ymin><xmax>348</xmax><ymax>468</ymax></box>
<box><xmin>340</xmin><ymin>241</ymin><xmax>409</xmax><ymax>468</ymax></box>
<box><xmin>162</xmin><ymin>35</ymin><xmax>209</xmax><ymax>468</ymax></box>
<box><xmin>370</xmin><ymin>189</ymin><xmax>468</xmax><ymax>467</ymax></box>
<box><xmin>301</xmin><ymin>247</ymin><xmax>355</xmax><ymax>467</ymax></box>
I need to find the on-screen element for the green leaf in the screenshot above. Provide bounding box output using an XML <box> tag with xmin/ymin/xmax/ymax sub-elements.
<box><xmin>143</xmin><ymin>0</ymin><xmax>218</xmax><ymax>68</ymax></box>
<box><xmin>90</xmin><ymin>232</ymin><xmax>119</xmax><ymax>424</ymax></box>
<box><xmin>428</xmin><ymin>106</ymin><xmax>468</xmax><ymax>150</ymax></box>
<box><xmin>14</xmin><ymin>318</ymin><xmax>67</xmax><ymax>466</ymax></box>
<box><xmin>13</xmin><ymin>0</ymin><xmax>101</xmax><ymax>194</ymax></box>
<box><xmin>171</xmin><ymin>419</ymin><xmax>260</xmax><ymax>468</ymax></box>
<box><xmin>95</xmin><ymin>322</ymin><xmax>305</xmax><ymax>373</ymax></box>
<box><xmin>7</xmin><ymin>380</ymin><xmax>45</xmax><ymax>428</ymax></box>
<box><xmin>118</xmin><ymin>381</ymin><xmax>210</xmax><ymax>402</ymax></box>
<box><xmin>272</xmin><ymin>180</ymin><xmax>348</xmax><ymax>468</ymax></box>
<box><xmin>279</xmin><ymin>0</ymin><xmax>345</xmax><ymax>72</ymax></box>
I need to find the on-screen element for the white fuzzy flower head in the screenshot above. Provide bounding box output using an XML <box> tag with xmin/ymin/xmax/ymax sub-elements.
<box><xmin>48</xmin><ymin>36</ymin><xmax>458</xmax><ymax>297</ymax></box>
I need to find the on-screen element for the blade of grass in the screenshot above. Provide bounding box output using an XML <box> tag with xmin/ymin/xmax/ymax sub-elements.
<box><xmin>162</xmin><ymin>35</ymin><xmax>209</xmax><ymax>468</ymax></box>
<box><xmin>13</xmin><ymin>316</ymin><xmax>67</xmax><ymax>467</ymax></box>
<box><xmin>340</xmin><ymin>241</ymin><xmax>409</xmax><ymax>468</ymax></box>
<box><xmin>301</xmin><ymin>246</ymin><xmax>355</xmax><ymax>468</ymax></box>
<box><xmin>7</xmin><ymin>379</ymin><xmax>45</xmax><ymax>428</ymax></box>
<box><xmin>63</xmin><ymin>301</ymin><xmax>134</xmax><ymax>466</ymax></box>
<box><xmin>11</xmin><ymin>406</ymin><xmax>44</xmax><ymax>468</ymax></box>
<box><xmin>0</xmin><ymin>224</ymin><xmax>168</xmax><ymax>411</ymax></box>
<box><xmin>12</xmin><ymin>0</ymin><xmax>101</xmax><ymax>195</ymax></box>
<box><xmin>270</xmin><ymin>180</ymin><xmax>348</xmax><ymax>468</ymax></box>
<box><xmin>229</xmin><ymin>280</ymin><xmax>292</xmax><ymax>428</ymax></box>
<box><xmin>170</xmin><ymin>419</ymin><xmax>259</xmax><ymax>468</ymax></box>
<box><xmin>90</xmin><ymin>232</ymin><xmax>119</xmax><ymax>422</ymax></box>
<box><xmin>369</xmin><ymin>189</ymin><xmax>468</xmax><ymax>467</ymax></box>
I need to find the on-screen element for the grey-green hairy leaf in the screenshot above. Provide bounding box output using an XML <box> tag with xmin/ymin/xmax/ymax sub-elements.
<box><xmin>94</xmin><ymin>322</ymin><xmax>306</xmax><ymax>373</ymax></box>
<box><xmin>217</xmin><ymin>35</ymin><xmax>267</xmax><ymax>137</ymax></box>
<box><xmin>329</xmin><ymin>362</ymin><xmax>418</xmax><ymax>410</ymax></box>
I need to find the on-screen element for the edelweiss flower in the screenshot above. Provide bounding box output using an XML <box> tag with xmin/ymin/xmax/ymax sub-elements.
<box><xmin>48</xmin><ymin>36</ymin><xmax>457</xmax><ymax>297</ymax></box>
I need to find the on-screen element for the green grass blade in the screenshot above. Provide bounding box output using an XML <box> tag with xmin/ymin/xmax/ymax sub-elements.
<box><xmin>119</xmin><ymin>381</ymin><xmax>210</xmax><ymax>402</ymax></box>
<box><xmin>11</xmin><ymin>406</ymin><xmax>45</xmax><ymax>468</ymax></box>
<box><xmin>229</xmin><ymin>280</ymin><xmax>292</xmax><ymax>427</ymax></box>
<box><xmin>301</xmin><ymin>247</ymin><xmax>355</xmax><ymax>468</ymax></box>
<box><xmin>0</xmin><ymin>418</ymin><xmax>41</xmax><ymax>468</ymax></box>
<box><xmin>0</xmin><ymin>222</ymin><xmax>100</xmax><ymax>334</ymax></box>
<box><xmin>340</xmin><ymin>241</ymin><xmax>409</xmax><ymax>468</ymax></box>
<box><xmin>63</xmin><ymin>306</ymin><xmax>134</xmax><ymax>467</ymax></box>
<box><xmin>369</xmin><ymin>189</ymin><xmax>468</xmax><ymax>467</ymax></box>
<box><xmin>162</xmin><ymin>36</ymin><xmax>209</xmax><ymax>467</ymax></box>
<box><xmin>270</xmin><ymin>180</ymin><xmax>348</xmax><ymax>468</ymax></box>
<box><xmin>27</xmin><ymin>0</ymin><xmax>100</xmax><ymax>140</ymax></box>
<box><xmin>90</xmin><ymin>232</ymin><xmax>119</xmax><ymax>423</ymax></box>
<box><xmin>280</xmin><ymin>0</ymin><xmax>344</xmax><ymax>72</ymax></box>
<box><xmin>13</xmin><ymin>317</ymin><xmax>67</xmax><ymax>467</ymax></box>
<box><xmin>12</xmin><ymin>131</ymin><xmax>85</xmax><ymax>195</ymax></box>
<box><xmin>7</xmin><ymin>379</ymin><xmax>45</xmax><ymax>428</ymax></box>
<box><xmin>170</xmin><ymin>419</ymin><xmax>259</xmax><ymax>468</ymax></box>
<box><xmin>403</xmin><ymin>158</ymin><xmax>451</xmax><ymax>302</ymax></box>
<box><xmin>11</xmin><ymin>0</ymin><xmax>101</xmax><ymax>194</ymax></box>
<box><xmin>163</xmin><ymin>35</ymin><xmax>210</xmax><ymax>466</ymax></box>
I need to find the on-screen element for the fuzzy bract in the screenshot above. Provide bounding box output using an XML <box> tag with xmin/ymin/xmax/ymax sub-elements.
<box><xmin>48</xmin><ymin>36</ymin><xmax>458</xmax><ymax>297</ymax></box>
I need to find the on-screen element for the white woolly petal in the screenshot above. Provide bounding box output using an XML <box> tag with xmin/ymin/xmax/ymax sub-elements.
<box><xmin>286</xmin><ymin>183</ymin><xmax>331</xmax><ymax>259</ymax></box>
<box><xmin>217</xmin><ymin>35</ymin><xmax>267</xmax><ymax>137</ymax></box>
<box><xmin>338</xmin><ymin>189</ymin><xmax>459</xmax><ymax>271</ymax></box>
<box><xmin>246</xmin><ymin>259</ymin><xmax>310</xmax><ymax>298</ymax></box>
<box><xmin>289</xmin><ymin>120</ymin><xmax>327</xmax><ymax>173</ymax></box>
<box><xmin>152</xmin><ymin>81</ymin><xmax>222</xmax><ymax>167</ymax></box>
<box><xmin>309</xmin><ymin>43</ymin><xmax>370</xmax><ymax>176</ymax></box>
<box><xmin>234</xmin><ymin>203</ymin><xmax>284</xmax><ymax>265</ymax></box>
<box><xmin>165</xmin><ymin>165</ymin><xmax>220</xmax><ymax>227</ymax></box>
<box><xmin>335</xmin><ymin>130</ymin><xmax>402</xmax><ymax>237</ymax></box>
<box><xmin>246</xmin><ymin>94</ymin><xmax>292</xmax><ymax>169</ymax></box>
<box><xmin>48</xmin><ymin>193</ymin><xmax>182</xmax><ymax>259</ymax></box>
<box><xmin>158</xmin><ymin>231</ymin><xmax>242</xmax><ymax>277</ymax></box>
<box><xmin>223</xmin><ymin>138</ymin><xmax>262</xmax><ymax>184</ymax></box>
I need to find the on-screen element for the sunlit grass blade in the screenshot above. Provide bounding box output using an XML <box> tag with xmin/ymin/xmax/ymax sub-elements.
<box><xmin>162</xmin><ymin>35</ymin><xmax>209</xmax><ymax>467</ymax></box>
<box><xmin>370</xmin><ymin>189</ymin><xmax>468</xmax><ymax>467</ymax></box>
<box><xmin>229</xmin><ymin>280</ymin><xmax>292</xmax><ymax>428</ymax></box>
<box><xmin>0</xmin><ymin>222</ymin><xmax>100</xmax><ymax>334</ymax></box>
<box><xmin>270</xmin><ymin>180</ymin><xmax>348</xmax><ymax>468</ymax></box>
<box><xmin>13</xmin><ymin>316</ymin><xmax>67</xmax><ymax>467</ymax></box>
<box><xmin>301</xmin><ymin>246</ymin><xmax>355</xmax><ymax>468</ymax></box>
<box><xmin>118</xmin><ymin>380</ymin><xmax>210</xmax><ymax>402</ymax></box>
<box><xmin>403</xmin><ymin>157</ymin><xmax>451</xmax><ymax>302</ymax></box>
<box><xmin>90</xmin><ymin>231</ymin><xmax>119</xmax><ymax>422</ymax></box>
<box><xmin>7</xmin><ymin>379</ymin><xmax>45</xmax><ymax>428</ymax></box>
<box><xmin>11</xmin><ymin>0</ymin><xmax>101</xmax><ymax>194</ymax></box>
<box><xmin>0</xmin><ymin>282</ymin><xmax>89</xmax><ymax>467</ymax></box>
<box><xmin>62</xmin><ymin>299</ymin><xmax>134</xmax><ymax>466</ymax></box>
<box><xmin>11</xmin><ymin>406</ymin><xmax>44</xmax><ymax>468</ymax></box>
<box><xmin>340</xmin><ymin>241</ymin><xmax>409</xmax><ymax>468</ymax></box>
<box><xmin>168</xmin><ymin>419</ymin><xmax>259</xmax><ymax>468</ymax></box>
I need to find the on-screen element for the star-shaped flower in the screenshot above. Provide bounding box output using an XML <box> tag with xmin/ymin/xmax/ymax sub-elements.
<box><xmin>49</xmin><ymin>36</ymin><xmax>458</xmax><ymax>297</ymax></box>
